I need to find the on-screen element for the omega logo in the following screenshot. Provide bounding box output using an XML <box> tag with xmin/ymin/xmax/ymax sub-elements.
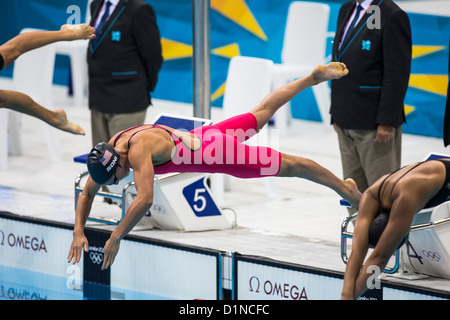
<box><xmin>249</xmin><ymin>275</ymin><xmax>308</xmax><ymax>300</ymax></box>
<box><xmin>0</xmin><ymin>229</ymin><xmax>47</xmax><ymax>253</ymax></box>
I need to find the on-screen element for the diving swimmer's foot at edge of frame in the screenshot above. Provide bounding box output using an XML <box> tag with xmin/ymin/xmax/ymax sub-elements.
<box><xmin>344</xmin><ymin>178</ymin><xmax>361</xmax><ymax>210</ymax></box>
<box><xmin>54</xmin><ymin>109</ymin><xmax>85</xmax><ymax>135</ymax></box>
<box><xmin>60</xmin><ymin>24</ymin><xmax>96</xmax><ymax>40</ymax></box>
<box><xmin>312</xmin><ymin>62</ymin><xmax>349</xmax><ymax>84</ymax></box>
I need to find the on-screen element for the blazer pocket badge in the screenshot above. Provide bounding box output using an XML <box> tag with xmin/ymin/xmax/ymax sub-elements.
<box><xmin>111</xmin><ymin>31</ymin><xmax>121</xmax><ymax>42</ymax></box>
<box><xmin>362</xmin><ymin>40</ymin><xmax>371</xmax><ymax>51</ymax></box>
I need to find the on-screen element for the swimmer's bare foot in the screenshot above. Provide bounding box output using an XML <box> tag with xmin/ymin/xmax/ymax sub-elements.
<box><xmin>343</xmin><ymin>178</ymin><xmax>361</xmax><ymax>210</ymax></box>
<box><xmin>312</xmin><ymin>62</ymin><xmax>349</xmax><ymax>84</ymax></box>
<box><xmin>53</xmin><ymin>109</ymin><xmax>85</xmax><ymax>135</ymax></box>
<box><xmin>61</xmin><ymin>24</ymin><xmax>95</xmax><ymax>40</ymax></box>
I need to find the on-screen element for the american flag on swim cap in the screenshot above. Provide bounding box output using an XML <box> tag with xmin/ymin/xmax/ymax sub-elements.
<box><xmin>100</xmin><ymin>150</ymin><xmax>113</xmax><ymax>166</ymax></box>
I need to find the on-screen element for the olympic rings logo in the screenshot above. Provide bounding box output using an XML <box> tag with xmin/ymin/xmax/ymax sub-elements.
<box><xmin>89</xmin><ymin>252</ymin><xmax>104</xmax><ymax>264</ymax></box>
<box><xmin>421</xmin><ymin>250</ymin><xmax>441</xmax><ymax>262</ymax></box>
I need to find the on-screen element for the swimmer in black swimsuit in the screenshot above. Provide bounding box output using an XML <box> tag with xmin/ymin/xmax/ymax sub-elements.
<box><xmin>341</xmin><ymin>158</ymin><xmax>450</xmax><ymax>300</ymax></box>
<box><xmin>0</xmin><ymin>24</ymin><xmax>95</xmax><ymax>135</ymax></box>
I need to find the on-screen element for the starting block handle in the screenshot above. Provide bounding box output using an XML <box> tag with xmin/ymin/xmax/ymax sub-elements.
<box><xmin>340</xmin><ymin>199</ymin><xmax>351</xmax><ymax>207</ymax></box>
<box><xmin>340</xmin><ymin>212</ymin><xmax>400</xmax><ymax>274</ymax></box>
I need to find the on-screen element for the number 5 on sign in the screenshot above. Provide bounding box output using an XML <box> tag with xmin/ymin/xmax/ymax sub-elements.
<box><xmin>182</xmin><ymin>178</ymin><xmax>221</xmax><ymax>217</ymax></box>
<box><xmin>193</xmin><ymin>188</ymin><xmax>207</xmax><ymax>212</ymax></box>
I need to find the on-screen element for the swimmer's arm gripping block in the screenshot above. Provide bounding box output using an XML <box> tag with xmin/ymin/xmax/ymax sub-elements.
<box><xmin>341</xmin><ymin>202</ymin><xmax>450</xmax><ymax>278</ymax></box>
<box><xmin>341</xmin><ymin>213</ymin><xmax>401</xmax><ymax>274</ymax></box>
<box><xmin>341</xmin><ymin>153</ymin><xmax>450</xmax><ymax>276</ymax></box>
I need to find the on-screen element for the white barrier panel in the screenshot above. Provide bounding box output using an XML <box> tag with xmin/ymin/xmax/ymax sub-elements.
<box><xmin>234</xmin><ymin>254</ymin><xmax>450</xmax><ymax>300</ymax></box>
<box><xmin>0</xmin><ymin>213</ymin><xmax>83</xmax><ymax>300</ymax></box>
<box><xmin>0</xmin><ymin>212</ymin><xmax>222</xmax><ymax>300</ymax></box>
<box><xmin>383</xmin><ymin>286</ymin><xmax>447</xmax><ymax>300</ymax></box>
<box><xmin>112</xmin><ymin>236</ymin><xmax>220</xmax><ymax>299</ymax></box>
<box><xmin>0</xmin><ymin>214</ymin><xmax>76</xmax><ymax>277</ymax></box>
<box><xmin>234</xmin><ymin>255</ymin><xmax>343</xmax><ymax>300</ymax></box>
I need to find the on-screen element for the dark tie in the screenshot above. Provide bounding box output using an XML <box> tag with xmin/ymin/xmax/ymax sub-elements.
<box><xmin>92</xmin><ymin>1</ymin><xmax>112</xmax><ymax>45</ymax></box>
<box><xmin>341</xmin><ymin>4</ymin><xmax>364</xmax><ymax>50</ymax></box>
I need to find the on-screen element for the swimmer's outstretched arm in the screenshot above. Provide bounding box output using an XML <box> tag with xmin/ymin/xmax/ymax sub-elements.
<box><xmin>100</xmin><ymin>145</ymin><xmax>155</xmax><ymax>270</ymax></box>
<box><xmin>341</xmin><ymin>192</ymin><xmax>378</xmax><ymax>300</ymax></box>
<box><xmin>342</xmin><ymin>189</ymin><xmax>421</xmax><ymax>299</ymax></box>
<box><xmin>67</xmin><ymin>178</ymin><xmax>101</xmax><ymax>265</ymax></box>
<box><xmin>68</xmin><ymin>142</ymin><xmax>155</xmax><ymax>269</ymax></box>
<box><xmin>0</xmin><ymin>24</ymin><xmax>95</xmax><ymax>69</ymax></box>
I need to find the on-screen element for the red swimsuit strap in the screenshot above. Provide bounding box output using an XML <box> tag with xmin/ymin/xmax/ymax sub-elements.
<box><xmin>113</xmin><ymin>124</ymin><xmax>177</xmax><ymax>148</ymax></box>
<box><xmin>113</xmin><ymin>125</ymin><xmax>145</xmax><ymax>147</ymax></box>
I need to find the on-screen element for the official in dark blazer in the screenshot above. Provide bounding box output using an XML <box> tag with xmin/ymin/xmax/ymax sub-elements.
<box><xmin>330</xmin><ymin>0</ymin><xmax>412</xmax><ymax>212</ymax></box>
<box><xmin>88</xmin><ymin>0</ymin><xmax>163</xmax><ymax>146</ymax></box>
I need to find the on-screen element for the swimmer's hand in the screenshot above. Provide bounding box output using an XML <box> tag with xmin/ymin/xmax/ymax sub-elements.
<box><xmin>67</xmin><ymin>231</ymin><xmax>89</xmax><ymax>264</ymax></box>
<box><xmin>101</xmin><ymin>237</ymin><xmax>120</xmax><ymax>270</ymax></box>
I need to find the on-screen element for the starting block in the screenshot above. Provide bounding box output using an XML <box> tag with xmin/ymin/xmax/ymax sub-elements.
<box><xmin>74</xmin><ymin>113</ymin><xmax>235</xmax><ymax>231</ymax></box>
<box><xmin>398</xmin><ymin>200</ymin><xmax>450</xmax><ymax>279</ymax></box>
<box><xmin>341</xmin><ymin>152</ymin><xmax>450</xmax><ymax>279</ymax></box>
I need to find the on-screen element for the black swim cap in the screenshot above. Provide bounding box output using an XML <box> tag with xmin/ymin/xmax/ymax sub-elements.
<box><xmin>368</xmin><ymin>209</ymin><xmax>407</xmax><ymax>249</ymax></box>
<box><xmin>87</xmin><ymin>142</ymin><xmax>120</xmax><ymax>185</ymax></box>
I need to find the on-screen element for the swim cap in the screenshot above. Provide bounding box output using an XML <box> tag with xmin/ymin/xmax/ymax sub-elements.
<box><xmin>87</xmin><ymin>142</ymin><xmax>120</xmax><ymax>185</ymax></box>
<box><xmin>368</xmin><ymin>209</ymin><xmax>407</xmax><ymax>249</ymax></box>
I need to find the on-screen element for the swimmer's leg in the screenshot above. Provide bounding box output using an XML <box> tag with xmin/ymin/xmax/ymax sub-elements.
<box><xmin>0</xmin><ymin>89</ymin><xmax>85</xmax><ymax>135</ymax></box>
<box><xmin>250</xmin><ymin>62</ymin><xmax>348</xmax><ymax>131</ymax></box>
<box><xmin>0</xmin><ymin>24</ymin><xmax>95</xmax><ymax>69</ymax></box>
<box><xmin>278</xmin><ymin>152</ymin><xmax>361</xmax><ymax>208</ymax></box>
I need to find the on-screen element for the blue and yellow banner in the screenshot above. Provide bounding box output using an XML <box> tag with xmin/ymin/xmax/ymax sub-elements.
<box><xmin>0</xmin><ymin>0</ymin><xmax>448</xmax><ymax>137</ymax></box>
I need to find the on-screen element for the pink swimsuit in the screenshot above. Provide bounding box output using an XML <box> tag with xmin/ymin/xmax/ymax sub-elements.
<box><xmin>114</xmin><ymin>113</ymin><xmax>281</xmax><ymax>178</ymax></box>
